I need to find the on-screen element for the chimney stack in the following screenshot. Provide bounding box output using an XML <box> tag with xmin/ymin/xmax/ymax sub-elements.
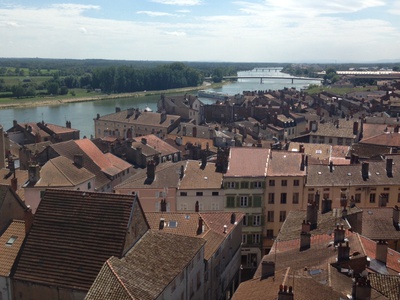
<box><xmin>28</xmin><ymin>164</ymin><xmax>40</xmax><ymax>184</ymax></box>
<box><xmin>353</xmin><ymin>121</ymin><xmax>359</xmax><ymax>135</ymax></box>
<box><xmin>321</xmin><ymin>198</ymin><xmax>332</xmax><ymax>214</ymax></box>
<box><xmin>337</xmin><ymin>242</ymin><xmax>350</xmax><ymax>262</ymax></box>
<box><xmin>160</xmin><ymin>110</ymin><xmax>167</xmax><ymax>123</ymax></box>
<box><xmin>300</xmin><ymin>154</ymin><xmax>305</xmax><ymax>171</ymax></box>
<box><xmin>180</xmin><ymin>164</ymin><xmax>185</xmax><ymax>180</ymax></box>
<box><xmin>361</xmin><ymin>162</ymin><xmax>369</xmax><ymax>180</ymax></box>
<box><xmin>352</xmin><ymin>276</ymin><xmax>372</xmax><ymax>300</ymax></box>
<box><xmin>24</xmin><ymin>208</ymin><xmax>34</xmax><ymax>234</ymax></box>
<box><xmin>11</xmin><ymin>177</ymin><xmax>17</xmax><ymax>192</ymax></box>
<box><xmin>306</xmin><ymin>201</ymin><xmax>318</xmax><ymax>230</ymax></box>
<box><xmin>195</xmin><ymin>201</ymin><xmax>199</xmax><ymax>212</ymax></box>
<box><xmin>278</xmin><ymin>285</ymin><xmax>294</xmax><ymax>300</ymax></box>
<box><xmin>230</xmin><ymin>213</ymin><xmax>236</xmax><ymax>224</ymax></box>
<box><xmin>386</xmin><ymin>158</ymin><xmax>393</xmax><ymax>177</ymax></box>
<box><xmin>375</xmin><ymin>240</ymin><xmax>388</xmax><ymax>264</ymax></box>
<box><xmin>393</xmin><ymin>206</ymin><xmax>400</xmax><ymax>228</ymax></box>
<box><xmin>334</xmin><ymin>225</ymin><xmax>345</xmax><ymax>245</ymax></box>
<box><xmin>159</xmin><ymin>218</ymin><xmax>165</xmax><ymax>230</ymax></box>
<box><xmin>197</xmin><ymin>217</ymin><xmax>204</xmax><ymax>235</ymax></box>
<box><xmin>261</xmin><ymin>261</ymin><xmax>275</xmax><ymax>280</ymax></box>
<box><xmin>300</xmin><ymin>231</ymin><xmax>311</xmax><ymax>251</ymax></box>
<box><xmin>301</xmin><ymin>220</ymin><xmax>311</xmax><ymax>234</ymax></box>
<box><xmin>329</xmin><ymin>161</ymin><xmax>334</xmax><ymax>173</ymax></box>
<box><xmin>146</xmin><ymin>160</ymin><xmax>156</xmax><ymax>180</ymax></box>
<box><xmin>0</xmin><ymin>126</ymin><xmax>5</xmax><ymax>169</ymax></box>
<box><xmin>192</xmin><ymin>126</ymin><xmax>197</xmax><ymax>138</ymax></box>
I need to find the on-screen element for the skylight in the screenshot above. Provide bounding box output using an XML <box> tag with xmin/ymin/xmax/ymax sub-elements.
<box><xmin>6</xmin><ymin>236</ymin><xmax>17</xmax><ymax>246</ymax></box>
<box><xmin>169</xmin><ymin>221</ymin><xmax>178</xmax><ymax>228</ymax></box>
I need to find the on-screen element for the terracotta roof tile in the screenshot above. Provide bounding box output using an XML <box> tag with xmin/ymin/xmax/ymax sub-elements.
<box><xmin>267</xmin><ymin>151</ymin><xmax>306</xmax><ymax>177</ymax></box>
<box><xmin>179</xmin><ymin>161</ymin><xmax>222</xmax><ymax>190</ymax></box>
<box><xmin>225</xmin><ymin>148</ymin><xmax>269</xmax><ymax>177</ymax></box>
<box><xmin>12</xmin><ymin>189</ymin><xmax>142</xmax><ymax>291</ymax></box>
<box><xmin>136</xmin><ymin>134</ymin><xmax>180</xmax><ymax>156</ymax></box>
<box><xmin>0</xmin><ymin>220</ymin><xmax>25</xmax><ymax>276</ymax></box>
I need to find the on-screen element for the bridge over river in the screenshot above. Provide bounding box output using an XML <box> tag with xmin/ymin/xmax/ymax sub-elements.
<box><xmin>223</xmin><ymin>75</ymin><xmax>322</xmax><ymax>84</ymax></box>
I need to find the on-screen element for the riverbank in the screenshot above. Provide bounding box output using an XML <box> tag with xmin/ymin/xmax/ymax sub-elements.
<box><xmin>0</xmin><ymin>81</ymin><xmax>225</xmax><ymax>110</ymax></box>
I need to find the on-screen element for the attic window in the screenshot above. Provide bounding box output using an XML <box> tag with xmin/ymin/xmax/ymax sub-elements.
<box><xmin>6</xmin><ymin>236</ymin><xmax>17</xmax><ymax>246</ymax></box>
<box><xmin>347</xmin><ymin>173</ymin><xmax>352</xmax><ymax>176</ymax></box>
<box><xmin>169</xmin><ymin>221</ymin><xmax>178</xmax><ymax>228</ymax></box>
<box><xmin>316</xmin><ymin>150</ymin><xmax>322</xmax><ymax>154</ymax></box>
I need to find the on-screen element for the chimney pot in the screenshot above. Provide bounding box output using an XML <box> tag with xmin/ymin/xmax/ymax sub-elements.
<box><xmin>376</xmin><ymin>240</ymin><xmax>388</xmax><ymax>264</ymax></box>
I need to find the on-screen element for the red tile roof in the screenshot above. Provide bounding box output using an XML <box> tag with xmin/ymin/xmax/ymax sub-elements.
<box><xmin>0</xmin><ymin>220</ymin><xmax>25</xmax><ymax>276</ymax></box>
<box><xmin>225</xmin><ymin>148</ymin><xmax>269</xmax><ymax>177</ymax></box>
<box><xmin>12</xmin><ymin>189</ymin><xmax>143</xmax><ymax>291</ymax></box>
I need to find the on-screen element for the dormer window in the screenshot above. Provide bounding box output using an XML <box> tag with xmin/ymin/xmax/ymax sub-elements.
<box><xmin>6</xmin><ymin>236</ymin><xmax>17</xmax><ymax>246</ymax></box>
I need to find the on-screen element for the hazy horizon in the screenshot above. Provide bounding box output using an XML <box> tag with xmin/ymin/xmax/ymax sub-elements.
<box><xmin>1</xmin><ymin>1</ymin><xmax>400</xmax><ymax>63</ymax></box>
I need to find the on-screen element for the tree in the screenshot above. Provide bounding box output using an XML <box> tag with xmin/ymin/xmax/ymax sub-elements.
<box><xmin>47</xmin><ymin>82</ymin><xmax>59</xmax><ymax>95</ymax></box>
<box><xmin>11</xmin><ymin>84</ymin><xmax>26</xmax><ymax>98</ymax></box>
<box><xmin>393</xmin><ymin>66</ymin><xmax>400</xmax><ymax>72</ymax></box>
<box><xmin>59</xmin><ymin>86</ymin><xmax>69</xmax><ymax>95</ymax></box>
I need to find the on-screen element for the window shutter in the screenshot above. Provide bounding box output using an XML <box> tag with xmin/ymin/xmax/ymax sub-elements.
<box><xmin>254</xmin><ymin>196</ymin><xmax>262</xmax><ymax>207</ymax></box>
<box><xmin>235</xmin><ymin>182</ymin><xmax>239</xmax><ymax>189</ymax></box>
<box><xmin>236</xmin><ymin>196</ymin><xmax>240</xmax><ymax>207</ymax></box>
<box><xmin>223</xmin><ymin>182</ymin><xmax>227</xmax><ymax>189</ymax></box>
<box><xmin>248</xmin><ymin>215</ymin><xmax>253</xmax><ymax>226</ymax></box>
<box><xmin>261</xmin><ymin>215</ymin><xmax>265</xmax><ymax>226</ymax></box>
<box><xmin>247</xmin><ymin>234</ymin><xmax>253</xmax><ymax>244</ymax></box>
<box><xmin>248</xmin><ymin>196</ymin><xmax>253</xmax><ymax>207</ymax></box>
<box><xmin>250</xmin><ymin>182</ymin><xmax>254</xmax><ymax>189</ymax></box>
<box><xmin>262</xmin><ymin>181</ymin><xmax>266</xmax><ymax>188</ymax></box>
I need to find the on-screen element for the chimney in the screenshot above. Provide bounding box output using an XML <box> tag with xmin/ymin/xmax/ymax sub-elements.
<box><xmin>278</xmin><ymin>285</ymin><xmax>294</xmax><ymax>300</ymax></box>
<box><xmin>115</xmin><ymin>107</ymin><xmax>121</xmax><ymax>113</ymax></box>
<box><xmin>301</xmin><ymin>220</ymin><xmax>311</xmax><ymax>233</ymax></box>
<box><xmin>159</xmin><ymin>218</ymin><xmax>165</xmax><ymax>230</ymax></box>
<box><xmin>353</xmin><ymin>121</ymin><xmax>359</xmax><ymax>135</ymax></box>
<box><xmin>141</xmin><ymin>138</ymin><xmax>147</xmax><ymax>145</ymax></box>
<box><xmin>321</xmin><ymin>198</ymin><xmax>332</xmax><ymax>213</ymax></box>
<box><xmin>337</xmin><ymin>242</ymin><xmax>350</xmax><ymax>262</ymax></box>
<box><xmin>13</xmin><ymin>120</ymin><xmax>18</xmax><ymax>127</ymax></box>
<box><xmin>197</xmin><ymin>217</ymin><xmax>204</xmax><ymax>235</ymax></box>
<box><xmin>334</xmin><ymin>225</ymin><xmax>345</xmax><ymax>245</ymax></box>
<box><xmin>386</xmin><ymin>158</ymin><xmax>393</xmax><ymax>177</ymax></box>
<box><xmin>201</xmin><ymin>150</ymin><xmax>207</xmax><ymax>168</ymax></box>
<box><xmin>352</xmin><ymin>276</ymin><xmax>372</xmax><ymax>300</ymax></box>
<box><xmin>340</xmin><ymin>197</ymin><xmax>348</xmax><ymax>209</ymax></box>
<box><xmin>393</xmin><ymin>206</ymin><xmax>400</xmax><ymax>228</ymax></box>
<box><xmin>300</xmin><ymin>154</ymin><xmax>305</xmax><ymax>171</ymax></box>
<box><xmin>329</xmin><ymin>161</ymin><xmax>333</xmax><ymax>172</ymax></box>
<box><xmin>74</xmin><ymin>154</ymin><xmax>83</xmax><ymax>168</ymax></box>
<box><xmin>261</xmin><ymin>261</ymin><xmax>275</xmax><ymax>280</ymax></box>
<box><xmin>11</xmin><ymin>177</ymin><xmax>17</xmax><ymax>192</ymax></box>
<box><xmin>230</xmin><ymin>213</ymin><xmax>236</xmax><ymax>224</ymax></box>
<box><xmin>180</xmin><ymin>164</ymin><xmax>185</xmax><ymax>180</ymax></box>
<box><xmin>0</xmin><ymin>126</ymin><xmax>5</xmax><ymax>169</ymax></box>
<box><xmin>314</xmin><ymin>191</ymin><xmax>320</xmax><ymax>207</ymax></box>
<box><xmin>160</xmin><ymin>110</ymin><xmax>167</xmax><ymax>123</ymax></box>
<box><xmin>299</xmin><ymin>144</ymin><xmax>305</xmax><ymax>153</ymax></box>
<box><xmin>160</xmin><ymin>199</ymin><xmax>166</xmax><ymax>212</ymax></box>
<box><xmin>195</xmin><ymin>201</ymin><xmax>199</xmax><ymax>212</ymax></box>
<box><xmin>375</xmin><ymin>240</ymin><xmax>388</xmax><ymax>264</ymax></box>
<box><xmin>306</xmin><ymin>202</ymin><xmax>318</xmax><ymax>230</ymax></box>
<box><xmin>300</xmin><ymin>231</ymin><xmax>311</xmax><ymax>251</ymax></box>
<box><xmin>24</xmin><ymin>208</ymin><xmax>34</xmax><ymax>234</ymax></box>
<box><xmin>361</xmin><ymin>162</ymin><xmax>369</xmax><ymax>180</ymax></box>
<box><xmin>146</xmin><ymin>160</ymin><xmax>156</xmax><ymax>180</ymax></box>
<box><xmin>28</xmin><ymin>164</ymin><xmax>40</xmax><ymax>184</ymax></box>
<box><xmin>127</xmin><ymin>108</ymin><xmax>134</xmax><ymax>118</ymax></box>
<box><xmin>192</xmin><ymin>126</ymin><xmax>197</xmax><ymax>138</ymax></box>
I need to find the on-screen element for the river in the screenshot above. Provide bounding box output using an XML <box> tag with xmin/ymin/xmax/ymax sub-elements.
<box><xmin>0</xmin><ymin>68</ymin><xmax>320</xmax><ymax>138</ymax></box>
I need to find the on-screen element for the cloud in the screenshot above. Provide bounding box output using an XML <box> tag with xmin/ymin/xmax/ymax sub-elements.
<box><xmin>388</xmin><ymin>2</ymin><xmax>400</xmax><ymax>15</ymax></box>
<box><xmin>165</xmin><ymin>31</ymin><xmax>186</xmax><ymax>36</ymax></box>
<box><xmin>151</xmin><ymin>0</ymin><xmax>202</xmax><ymax>6</ymax></box>
<box><xmin>176</xmin><ymin>9</ymin><xmax>191</xmax><ymax>13</ymax></box>
<box><xmin>137</xmin><ymin>11</ymin><xmax>177</xmax><ymax>17</ymax></box>
<box><xmin>80</xmin><ymin>27</ymin><xmax>87</xmax><ymax>34</ymax></box>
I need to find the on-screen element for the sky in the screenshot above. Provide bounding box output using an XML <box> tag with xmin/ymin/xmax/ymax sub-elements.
<box><xmin>1</xmin><ymin>0</ymin><xmax>400</xmax><ymax>63</ymax></box>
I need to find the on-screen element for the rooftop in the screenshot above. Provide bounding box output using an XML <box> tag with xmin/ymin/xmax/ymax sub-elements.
<box><xmin>225</xmin><ymin>147</ymin><xmax>269</xmax><ymax>178</ymax></box>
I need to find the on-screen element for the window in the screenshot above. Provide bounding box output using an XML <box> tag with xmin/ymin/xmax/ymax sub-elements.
<box><xmin>212</xmin><ymin>191</ymin><xmax>219</xmax><ymax>196</ymax></box>
<box><xmin>254</xmin><ymin>181</ymin><xmax>263</xmax><ymax>188</ymax></box>
<box><xmin>227</xmin><ymin>182</ymin><xmax>235</xmax><ymax>188</ymax></box>
<box><xmin>292</xmin><ymin>192</ymin><xmax>299</xmax><ymax>204</ymax></box>
<box><xmin>279</xmin><ymin>211</ymin><xmax>286</xmax><ymax>222</ymax></box>
<box><xmin>226</xmin><ymin>196</ymin><xmax>235</xmax><ymax>208</ymax></box>
<box><xmin>323</xmin><ymin>193</ymin><xmax>329</xmax><ymax>200</ymax></box>
<box><xmin>267</xmin><ymin>211</ymin><xmax>274</xmax><ymax>222</ymax></box>
<box><xmin>269</xmin><ymin>180</ymin><xmax>275</xmax><ymax>186</ymax></box>
<box><xmin>266</xmin><ymin>230</ymin><xmax>274</xmax><ymax>238</ymax></box>
<box><xmin>211</xmin><ymin>203</ymin><xmax>219</xmax><ymax>210</ymax></box>
<box><xmin>280</xmin><ymin>193</ymin><xmax>287</xmax><ymax>204</ymax></box>
<box><xmin>87</xmin><ymin>182</ymin><xmax>91</xmax><ymax>190</ymax></box>
<box><xmin>252</xmin><ymin>234</ymin><xmax>261</xmax><ymax>244</ymax></box>
<box><xmin>369</xmin><ymin>193</ymin><xmax>376</xmax><ymax>203</ymax></box>
<box><xmin>338</xmin><ymin>137</ymin><xmax>343</xmax><ymax>145</ymax></box>
<box><xmin>355</xmin><ymin>193</ymin><xmax>361</xmax><ymax>203</ymax></box>
<box><xmin>268</xmin><ymin>193</ymin><xmax>275</xmax><ymax>204</ymax></box>
<box><xmin>308</xmin><ymin>193</ymin><xmax>314</xmax><ymax>202</ymax></box>
<box><xmin>241</xmin><ymin>182</ymin><xmax>249</xmax><ymax>189</ymax></box>
<box><xmin>180</xmin><ymin>203</ymin><xmax>188</xmax><ymax>210</ymax></box>
<box><xmin>253</xmin><ymin>195</ymin><xmax>262</xmax><ymax>207</ymax></box>
<box><xmin>281</xmin><ymin>180</ymin><xmax>287</xmax><ymax>186</ymax></box>
<box><xmin>293</xmin><ymin>180</ymin><xmax>300</xmax><ymax>186</ymax></box>
<box><xmin>242</xmin><ymin>234</ymin><xmax>247</xmax><ymax>244</ymax></box>
<box><xmin>240</xmin><ymin>196</ymin><xmax>249</xmax><ymax>207</ymax></box>
<box><xmin>196</xmin><ymin>192</ymin><xmax>203</xmax><ymax>196</ymax></box>
<box><xmin>253</xmin><ymin>215</ymin><xmax>262</xmax><ymax>226</ymax></box>
<box><xmin>180</xmin><ymin>192</ymin><xmax>187</xmax><ymax>196</ymax></box>
<box><xmin>243</xmin><ymin>215</ymin><xmax>248</xmax><ymax>226</ymax></box>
